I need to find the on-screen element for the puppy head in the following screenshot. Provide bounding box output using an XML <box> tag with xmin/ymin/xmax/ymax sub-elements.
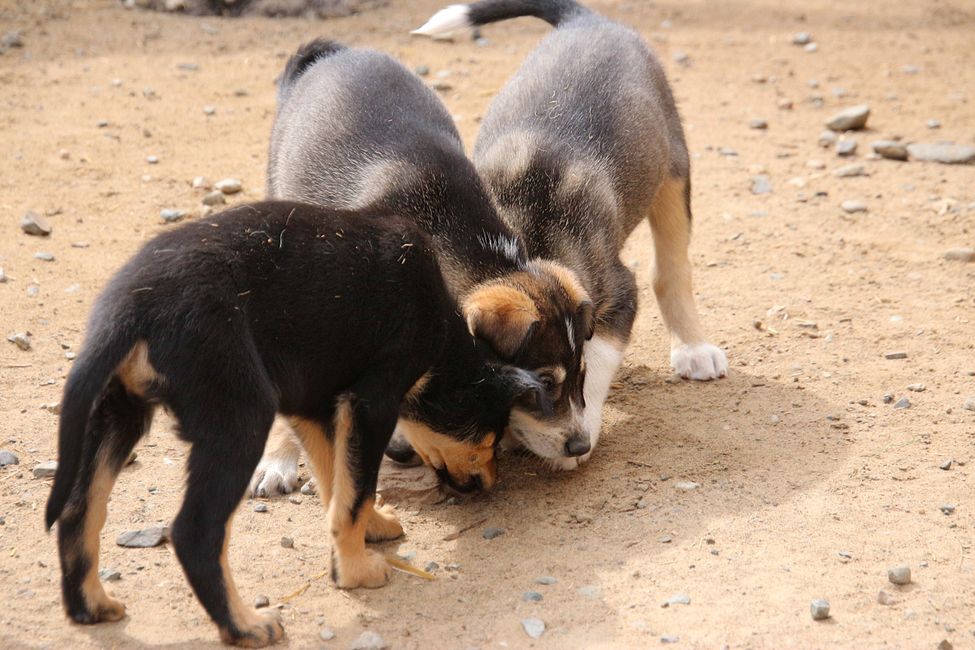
<box><xmin>463</xmin><ymin>261</ymin><xmax>597</xmax><ymax>462</ymax></box>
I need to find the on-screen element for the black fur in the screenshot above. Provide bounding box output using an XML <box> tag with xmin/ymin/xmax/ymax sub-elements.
<box><xmin>277</xmin><ymin>38</ymin><xmax>345</xmax><ymax>102</ymax></box>
<box><xmin>467</xmin><ymin>0</ymin><xmax>587</xmax><ymax>27</ymax></box>
<box><xmin>46</xmin><ymin>201</ymin><xmax>547</xmax><ymax>643</ymax></box>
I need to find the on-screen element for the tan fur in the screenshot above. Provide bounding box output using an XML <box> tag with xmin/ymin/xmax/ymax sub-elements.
<box><xmin>79</xmin><ymin>457</ymin><xmax>125</xmax><ymax>622</ymax></box>
<box><xmin>403</xmin><ymin>371</ymin><xmax>432</xmax><ymax>405</ymax></box>
<box><xmin>117</xmin><ymin>341</ymin><xmax>160</xmax><ymax>397</ymax></box>
<box><xmin>217</xmin><ymin>514</ymin><xmax>284</xmax><ymax>647</ymax></box>
<box><xmin>462</xmin><ymin>283</ymin><xmax>541</xmax><ymax>358</ymax></box>
<box><xmin>328</xmin><ymin>400</ymin><xmax>391</xmax><ymax>589</ymax></box>
<box><xmin>556</xmin><ymin>159</ymin><xmax>619</xmax><ymax>226</ymax></box>
<box><xmin>648</xmin><ymin>176</ymin><xmax>706</xmax><ymax>347</ymax></box>
<box><xmin>397</xmin><ymin>419</ymin><xmax>498</xmax><ymax>490</ymax></box>
<box><xmin>529</xmin><ymin>259</ymin><xmax>591</xmax><ymax>308</ymax></box>
<box><xmin>289</xmin><ymin>417</ymin><xmax>335</xmax><ymax>507</ymax></box>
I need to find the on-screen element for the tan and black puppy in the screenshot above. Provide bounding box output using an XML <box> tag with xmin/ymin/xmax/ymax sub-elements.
<box><xmin>415</xmin><ymin>0</ymin><xmax>729</xmax><ymax>468</ymax></box>
<box><xmin>45</xmin><ymin>201</ymin><xmax>550</xmax><ymax>647</ymax></box>
<box><xmin>252</xmin><ymin>40</ymin><xmax>594</xmax><ymax>495</ymax></box>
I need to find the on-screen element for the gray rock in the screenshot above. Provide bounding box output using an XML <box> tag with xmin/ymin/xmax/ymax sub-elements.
<box><xmin>300</xmin><ymin>480</ymin><xmax>316</xmax><ymax>495</ymax></box>
<box><xmin>872</xmin><ymin>140</ymin><xmax>909</xmax><ymax>161</ymax></box>
<box><xmin>0</xmin><ymin>450</ymin><xmax>19</xmax><ymax>466</ymax></box>
<box><xmin>826</xmin><ymin>105</ymin><xmax>870</xmax><ymax>131</ymax></box>
<box><xmin>191</xmin><ymin>176</ymin><xmax>210</xmax><ymax>190</ymax></box>
<box><xmin>877</xmin><ymin>589</ymin><xmax>896</xmax><ymax>605</ymax></box>
<box><xmin>482</xmin><ymin>527</ymin><xmax>505</xmax><ymax>540</ymax></box>
<box><xmin>351</xmin><ymin>631</ymin><xmax>388</xmax><ymax>650</ymax></box>
<box><xmin>2</xmin><ymin>31</ymin><xmax>24</xmax><ymax>48</ymax></box>
<box><xmin>319</xmin><ymin>627</ymin><xmax>335</xmax><ymax>641</ymax></box>
<box><xmin>33</xmin><ymin>252</ymin><xmax>55</xmax><ymax>262</ymax></box>
<box><xmin>804</xmin><ymin>42</ymin><xmax>818</xmax><ymax>53</ymax></box>
<box><xmin>0</xmin><ymin>267</ymin><xmax>5</xmax><ymax>283</ymax></box>
<box><xmin>883</xmin><ymin>393</ymin><xmax>895</xmax><ymax>404</ymax></box>
<box><xmin>841</xmin><ymin>200</ymin><xmax>867</xmax><ymax>213</ymax></box>
<box><xmin>521</xmin><ymin>618</ymin><xmax>545</xmax><ymax>640</ymax></box>
<box><xmin>201</xmin><ymin>191</ymin><xmax>225</xmax><ymax>206</ymax></box>
<box><xmin>414</xmin><ymin>65</ymin><xmax>430</xmax><ymax>76</ymax></box>
<box><xmin>215</xmin><ymin>178</ymin><xmax>242</xmax><ymax>194</ymax></box>
<box><xmin>818</xmin><ymin>130</ymin><xmax>838</xmax><ymax>148</ymax></box>
<box><xmin>792</xmin><ymin>32</ymin><xmax>812</xmax><ymax>45</ymax></box>
<box><xmin>21</xmin><ymin>212</ymin><xmax>52</xmax><ymax>236</ymax></box>
<box><xmin>907</xmin><ymin>143</ymin><xmax>975</xmax><ymax>164</ymax></box>
<box><xmin>662</xmin><ymin>593</ymin><xmax>691</xmax><ymax>607</ymax></box>
<box><xmin>534</xmin><ymin>576</ymin><xmax>557</xmax><ymax>585</ymax></box>
<box><xmin>254</xmin><ymin>594</ymin><xmax>270</xmax><ymax>608</ymax></box>
<box><xmin>431</xmin><ymin>81</ymin><xmax>452</xmax><ymax>92</ymax></box>
<box><xmin>718</xmin><ymin>147</ymin><xmax>738</xmax><ymax>157</ymax></box>
<box><xmin>885</xmin><ymin>351</ymin><xmax>908</xmax><ymax>359</ymax></box>
<box><xmin>964</xmin><ymin>397</ymin><xmax>975</xmax><ymax>411</ymax></box>
<box><xmin>160</xmin><ymin>209</ymin><xmax>186</xmax><ymax>223</ymax></box>
<box><xmin>577</xmin><ymin>585</ymin><xmax>601</xmax><ymax>599</ymax></box>
<box><xmin>750</xmin><ymin>175</ymin><xmax>772</xmax><ymax>195</ymax></box>
<box><xmin>810</xmin><ymin>599</ymin><xmax>830</xmax><ymax>620</ymax></box>
<box><xmin>836</xmin><ymin>139</ymin><xmax>857</xmax><ymax>156</ymax></box>
<box><xmin>7</xmin><ymin>333</ymin><xmax>31</xmax><ymax>351</ymax></box>
<box><xmin>99</xmin><ymin>568</ymin><xmax>122</xmax><ymax>581</ymax></box>
<box><xmin>203</xmin><ymin>106</ymin><xmax>216</xmax><ymax>116</ymax></box>
<box><xmin>253</xmin><ymin>502</ymin><xmax>268</xmax><ymax>513</ymax></box>
<box><xmin>834</xmin><ymin>163</ymin><xmax>866</xmax><ymax>178</ymax></box>
<box><xmin>943</xmin><ymin>248</ymin><xmax>975</xmax><ymax>262</ymax></box>
<box><xmin>907</xmin><ymin>383</ymin><xmax>926</xmax><ymax>392</ymax></box>
<box><xmin>893</xmin><ymin>397</ymin><xmax>911</xmax><ymax>409</ymax></box>
<box><xmin>116</xmin><ymin>526</ymin><xmax>169</xmax><ymax>548</ymax></box>
<box><xmin>926</xmin><ymin>119</ymin><xmax>941</xmax><ymax>130</ymax></box>
<box><xmin>424</xmin><ymin>561</ymin><xmax>439</xmax><ymax>573</ymax></box>
<box><xmin>888</xmin><ymin>565</ymin><xmax>911</xmax><ymax>585</ymax></box>
<box><xmin>675</xmin><ymin>480</ymin><xmax>700</xmax><ymax>491</ymax></box>
<box><xmin>939</xmin><ymin>459</ymin><xmax>953</xmax><ymax>470</ymax></box>
<box><xmin>280</xmin><ymin>536</ymin><xmax>294</xmax><ymax>548</ymax></box>
<box><xmin>749</xmin><ymin>118</ymin><xmax>768</xmax><ymax>130</ymax></box>
<box><xmin>33</xmin><ymin>461</ymin><xmax>57</xmax><ymax>478</ymax></box>
<box><xmin>940</xmin><ymin>504</ymin><xmax>956</xmax><ymax>515</ymax></box>
<box><xmin>522</xmin><ymin>591</ymin><xmax>543</xmax><ymax>602</ymax></box>
<box><xmin>661</xmin><ymin>635</ymin><xmax>680</xmax><ymax>644</ymax></box>
<box><xmin>672</xmin><ymin>51</ymin><xmax>690</xmax><ymax>66</ymax></box>
<box><xmin>146</xmin><ymin>155</ymin><xmax>159</xmax><ymax>164</ymax></box>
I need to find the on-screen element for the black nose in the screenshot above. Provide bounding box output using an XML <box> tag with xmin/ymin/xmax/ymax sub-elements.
<box><xmin>564</xmin><ymin>434</ymin><xmax>591</xmax><ymax>457</ymax></box>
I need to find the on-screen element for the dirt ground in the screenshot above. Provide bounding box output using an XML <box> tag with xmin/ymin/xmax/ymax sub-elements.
<box><xmin>2</xmin><ymin>0</ymin><xmax>974</xmax><ymax>648</ymax></box>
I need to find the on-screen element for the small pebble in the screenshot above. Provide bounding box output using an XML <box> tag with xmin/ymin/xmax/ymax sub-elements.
<box><xmin>2</xmin><ymin>30</ymin><xmax>24</xmax><ymax>48</ymax></box>
<box><xmin>319</xmin><ymin>627</ymin><xmax>335</xmax><ymax>641</ymax></box>
<box><xmin>146</xmin><ymin>155</ymin><xmax>159</xmax><ymax>164</ymax></box>
<box><xmin>99</xmin><ymin>568</ymin><xmax>122</xmax><ymax>582</ymax></box>
<box><xmin>926</xmin><ymin>119</ymin><xmax>941</xmax><ymax>129</ymax></box>
<box><xmin>792</xmin><ymin>32</ymin><xmax>812</xmax><ymax>45</ymax></box>
<box><xmin>424</xmin><ymin>561</ymin><xmax>439</xmax><ymax>573</ymax></box>
<box><xmin>253</xmin><ymin>502</ymin><xmax>268</xmax><ymax>513</ymax></box>
<box><xmin>0</xmin><ymin>267</ymin><xmax>5</xmax><ymax>283</ymax></box>
<box><xmin>203</xmin><ymin>106</ymin><xmax>216</xmax><ymax>115</ymax></box>
<box><xmin>885</xmin><ymin>351</ymin><xmax>908</xmax><ymax>360</ymax></box>
<box><xmin>888</xmin><ymin>565</ymin><xmax>911</xmax><ymax>585</ymax></box>
<box><xmin>0</xmin><ymin>450</ymin><xmax>20</xmax><ymax>467</ymax></box>
<box><xmin>351</xmin><ymin>631</ymin><xmax>388</xmax><ymax>650</ymax></box>
<box><xmin>8</xmin><ymin>333</ymin><xmax>31</xmax><ymax>351</ymax></box>
<box><xmin>482</xmin><ymin>527</ymin><xmax>505</xmax><ymax>540</ymax></box>
<box><xmin>872</xmin><ymin>140</ymin><xmax>909</xmax><ymax>161</ymax></box>
<box><xmin>810</xmin><ymin>599</ymin><xmax>830</xmax><ymax>620</ymax></box>
<box><xmin>841</xmin><ymin>200</ymin><xmax>867</xmax><ymax>213</ymax></box>
<box><xmin>818</xmin><ymin>131</ymin><xmax>837</xmax><ymax>148</ymax></box>
<box><xmin>907</xmin><ymin>383</ymin><xmax>926</xmax><ymax>392</ymax></box>
<box><xmin>21</xmin><ymin>212</ymin><xmax>52</xmax><ymax>236</ymax></box>
<box><xmin>662</xmin><ymin>593</ymin><xmax>691</xmax><ymax>607</ymax></box>
<box><xmin>280</xmin><ymin>536</ymin><xmax>294</xmax><ymax>548</ymax></box>
<box><xmin>521</xmin><ymin>618</ymin><xmax>545</xmax><ymax>640</ymax></box>
<box><xmin>834</xmin><ymin>163</ymin><xmax>866</xmax><ymax>178</ymax></box>
<box><xmin>675</xmin><ymin>481</ymin><xmax>700</xmax><ymax>491</ymax></box>
<box><xmin>877</xmin><ymin>589</ymin><xmax>896</xmax><ymax>605</ymax></box>
<box><xmin>33</xmin><ymin>460</ymin><xmax>57</xmax><ymax>478</ymax></box>
<box><xmin>826</xmin><ymin>104</ymin><xmax>870</xmax><ymax>131</ymax></box>
<box><xmin>254</xmin><ymin>594</ymin><xmax>270</xmax><ymax>608</ymax></box>
<box><xmin>661</xmin><ymin>635</ymin><xmax>680</xmax><ymax>644</ymax></box>
<box><xmin>215</xmin><ymin>178</ymin><xmax>242</xmax><ymax>194</ymax></box>
<box><xmin>883</xmin><ymin>394</ymin><xmax>895</xmax><ymax>404</ymax></box>
<box><xmin>191</xmin><ymin>176</ymin><xmax>210</xmax><ymax>190</ymax></box>
<box><xmin>939</xmin><ymin>459</ymin><xmax>953</xmax><ymax>471</ymax></box>
<box><xmin>201</xmin><ymin>191</ymin><xmax>225</xmax><ymax>206</ymax></box>
<box><xmin>523</xmin><ymin>591</ymin><xmax>543</xmax><ymax>602</ymax></box>
<box><xmin>907</xmin><ymin>143</ymin><xmax>975</xmax><ymax>165</ymax></box>
<box><xmin>160</xmin><ymin>209</ymin><xmax>186</xmax><ymax>223</ymax></box>
<box><xmin>750</xmin><ymin>175</ymin><xmax>772</xmax><ymax>195</ymax></box>
<box><xmin>672</xmin><ymin>51</ymin><xmax>690</xmax><ymax>66</ymax></box>
<box><xmin>534</xmin><ymin>576</ymin><xmax>557</xmax><ymax>585</ymax></box>
<box><xmin>943</xmin><ymin>248</ymin><xmax>975</xmax><ymax>263</ymax></box>
<box><xmin>300</xmin><ymin>481</ymin><xmax>316</xmax><ymax>495</ymax></box>
<box><xmin>749</xmin><ymin>118</ymin><xmax>768</xmax><ymax>130</ymax></box>
<box><xmin>34</xmin><ymin>252</ymin><xmax>55</xmax><ymax>262</ymax></box>
<box><xmin>288</xmin><ymin>495</ymin><xmax>301</xmax><ymax>505</ymax></box>
<box><xmin>963</xmin><ymin>397</ymin><xmax>975</xmax><ymax>411</ymax></box>
<box><xmin>940</xmin><ymin>504</ymin><xmax>956</xmax><ymax>515</ymax></box>
<box><xmin>804</xmin><ymin>42</ymin><xmax>818</xmax><ymax>52</ymax></box>
<box><xmin>893</xmin><ymin>397</ymin><xmax>911</xmax><ymax>409</ymax></box>
<box><xmin>836</xmin><ymin>139</ymin><xmax>857</xmax><ymax>156</ymax></box>
<box><xmin>414</xmin><ymin>65</ymin><xmax>430</xmax><ymax>76</ymax></box>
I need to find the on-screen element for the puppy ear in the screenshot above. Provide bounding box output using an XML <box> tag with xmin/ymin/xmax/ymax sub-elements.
<box><xmin>577</xmin><ymin>300</ymin><xmax>596</xmax><ymax>342</ymax></box>
<box><xmin>463</xmin><ymin>284</ymin><xmax>540</xmax><ymax>359</ymax></box>
<box><xmin>497</xmin><ymin>366</ymin><xmax>554</xmax><ymax>417</ymax></box>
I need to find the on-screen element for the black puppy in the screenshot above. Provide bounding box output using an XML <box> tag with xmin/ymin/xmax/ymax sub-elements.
<box><xmin>45</xmin><ymin>201</ymin><xmax>548</xmax><ymax>647</ymax></box>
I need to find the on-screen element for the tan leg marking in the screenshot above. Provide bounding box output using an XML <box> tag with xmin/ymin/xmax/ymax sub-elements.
<box><xmin>218</xmin><ymin>514</ymin><xmax>284</xmax><ymax>647</ymax></box>
<box><xmin>289</xmin><ymin>417</ymin><xmax>334</xmax><ymax>509</ymax></box>
<box><xmin>117</xmin><ymin>341</ymin><xmax>160</xmax><ymax>397</ymax></box>
<box><xmin>648</xmin><ymin>176</ymin><xmax>706</xmax><ymax>346</ymax></box>
<box><xmin>328</xmin><ymin>400</ymin><xmax>391</xmax><ymax>589</ymax></box>
<box><xmin>78</xmin><ymin>456</ymin><xmax>125</xmax><ymax>622</ymax></box>
<box><xmin>365</xmin><ymin>502</ymin><xmax>404</xmax><ymax>543</ymax></box>
<box><xmin>398</xmin><ymin>419</ymin><xmax>497</xmax><ymax>490</ymax></box>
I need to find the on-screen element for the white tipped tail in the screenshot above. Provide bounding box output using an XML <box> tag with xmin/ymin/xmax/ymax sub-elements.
<box><xmin>411</xmin><ymin>4</ymin><xmax>473</xmax><ymax>38</ymax></box>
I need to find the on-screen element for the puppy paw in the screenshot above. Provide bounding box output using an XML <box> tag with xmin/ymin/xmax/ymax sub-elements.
<box><xmin>95</xmin><ymin>595</ymin><xmax>127</xmax><ymax>623</ymax></box>
<box><xmin>70</xmin><ymin>587</ymin><xmax>126</xmax><ymax>624</ymax></box>
<box><xmin>365</xmin><ymin>503</ymin><xmax>404</xmax><ymax>542</ymax></box>
<box><xmin>334</xmin><ymin>549</ymin><xmax>391</xmax><ymax>589</ymax></box>
<box><xmin>219</xmin><ymin>611</ymin><xmax>284</xmax><ymax>648</ymax></box>
<box><xmin>548</xmin><ymin>456</ymin><xmax>580</xmax><ymax>471</ymax></box>
<box><xmin>671</xmin><ymin>343</ymin><xmax>728</xmax><ymax>381</ymax></box>
<box><xmin>249</xmin><ymin>458</ymin><xmax>299</xmax><ymax>497</ymax></box>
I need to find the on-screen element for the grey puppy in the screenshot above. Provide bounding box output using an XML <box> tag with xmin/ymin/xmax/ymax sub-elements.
<box><xmin>253</xmin><ymin>40</ymin><xmax>595</xmax><ymax>494</ymax></box>
<box><xmin>415</xmin><ymin>0</ymin><xmax>729</xmax><ymax>468</ymax></box>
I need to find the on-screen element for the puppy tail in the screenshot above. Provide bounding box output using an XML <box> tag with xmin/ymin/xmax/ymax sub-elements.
<box><xmin>413</xmin><ymin>0</ymin><xmax>588</xmax><ymax>37</ymax></box>
<box><xmin>44</xmin><ymin>322</ymin><xmax>134</xmax><ymax>531</ymax></box>
<box><xmin>277</xmin><ymin>38</ymin><xmax>347</xmax><ymax>99</ymax></box>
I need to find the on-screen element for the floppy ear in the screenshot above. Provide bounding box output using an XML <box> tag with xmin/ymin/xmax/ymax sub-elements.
<box><xmin>462</xmin><ymin>284</ymin><xmax>540</xmax><ymax>359</ymax></box>
<box><xmin>497</xmin><ymin>366</ymin><xmax>554</xmax><ymax>417</ymax></box>
<box><xmin>577</xmin><ymin>300</ymin><xmax>596</xmax><ymax>342</ymax></box>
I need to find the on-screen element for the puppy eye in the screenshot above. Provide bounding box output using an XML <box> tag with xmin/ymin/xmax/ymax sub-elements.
<box><xmin>539</xmin><ymin>373</ymin><xmax>557</xmax><ymax>390</ymax></box>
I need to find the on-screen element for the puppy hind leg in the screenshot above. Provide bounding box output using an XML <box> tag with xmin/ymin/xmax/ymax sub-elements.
<box><xmin>329</xmin><ymin>395</ymin><xmax>401</xmax><ymax>589</ymax></box>
<box><xmin>249</xmin><ymin>417</ymin><xmax>302</xmax><ymax>497</ymax></box>
<box><xmin>57</xmin><ymin>379</ymin><xmax>153</xmax><ymax>624</ymax></box>
<box><xmin>648</xmin><ymin>176</ymin><xmax>728</xmax><ymax>380</ymax></box>
<box><xmin>170</xmin><ymin>403</ymin><xmax>283</xmax><ymax>648</ymax></box>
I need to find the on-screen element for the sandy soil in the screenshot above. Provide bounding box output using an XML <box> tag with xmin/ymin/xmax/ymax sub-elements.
<box><xmin>1</xmin><ymin>0</ymin><xmax>974</xmax><ymax>648</ymax></box>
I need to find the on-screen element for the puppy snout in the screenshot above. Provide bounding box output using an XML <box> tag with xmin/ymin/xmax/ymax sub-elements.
<box><xmin>564</xmin><ymin>433</ymin><xmax>591</xmax><ymax>457</ymax></box>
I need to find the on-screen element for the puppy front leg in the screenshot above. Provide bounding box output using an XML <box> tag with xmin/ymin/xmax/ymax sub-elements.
<box><xmin>648</xmin><ymin>176</ymin><xmax>728</xmax><ymax>380</ymax></box>
<box><xmin>249</xmin><ymin>417</ymin><xmax>302</xmax><ymax>497</ymax></box>
<box><xmin>328</xmin><ymin>398</ymin><xmax>400</xmax><ymax>589</ymax></box>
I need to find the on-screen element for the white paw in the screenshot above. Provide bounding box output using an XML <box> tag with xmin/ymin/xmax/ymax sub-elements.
<box><xmin>671</xmin><ymin>343</ymin><xmax>728</xmax><ymax>381</ymax></box>
<box><xmin>249</xmin><ymin>457</ymin><xmax>299</xmax><ymax>497</ymax></box>
<box><xmin>549</xmin><ymin>456</ymin><xmax>581</xmax><ymax>472</ymax></box>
